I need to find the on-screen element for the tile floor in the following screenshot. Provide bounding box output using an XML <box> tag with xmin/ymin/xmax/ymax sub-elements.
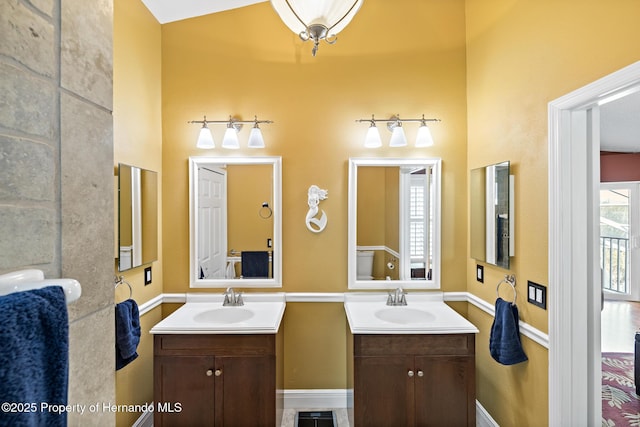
<box><xmin>281</xmin><ymin>409</ymin><xmax>350</xmax><ymax>427</ymax></box>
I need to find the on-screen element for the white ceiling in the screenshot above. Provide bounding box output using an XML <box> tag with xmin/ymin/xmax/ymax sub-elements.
<box><xmin>600</xmin><ymin>90</ymin><xmax>640</xmax><ymax>153</ymax></box>
<box><xmin>140</xmin><ymin>1</ymin><xmax>640</xmax><ymax>153</ymax></box>
<box><xmin>141</xmin><ymin>0</ymin><xmax>265</xmax><ymax>24</ymax></box>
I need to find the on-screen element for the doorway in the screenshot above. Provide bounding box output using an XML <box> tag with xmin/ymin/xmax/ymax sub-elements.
<box><xmin>549</xmin><ymin>61</ymin><xmax>640</xmax><ymax>426</ymax></box>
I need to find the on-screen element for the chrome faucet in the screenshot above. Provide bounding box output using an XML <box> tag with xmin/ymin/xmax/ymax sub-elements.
<box><xmin>223</xmin><ymin>287</ymin><xmax>244</xmax><ymax>306</ymax></box>
<box><xmin>387</xmin><ymin>287</ymin><xmax>407</xmax><ymax>306</ymax></box>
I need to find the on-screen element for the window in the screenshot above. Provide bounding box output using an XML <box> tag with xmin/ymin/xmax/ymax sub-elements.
<box><xmin>404</xmin><ymin>168</ymin><xmax>431</xmax><ymax>279</ymax></box>
<box><xmin>600</xmin><ymin>182</ymin><xmax>640</xmax><ymax>299</ymax></box>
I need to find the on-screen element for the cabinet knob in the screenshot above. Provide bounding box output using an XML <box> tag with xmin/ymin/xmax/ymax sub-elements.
<box><xmin>417</xmin><ymin>370</ymin><xmax>424</xmax><ymax>378</ymax></box>
<box><xmin>407</xmin><ymin>370</ymin><xmax>414</xmax><ymax>378</ymax></box>
<box><xmin>215</xmin><ymin>369</ymin><xmax>222</xmax><ymax>377</ymax></box>
<box><xmin>206</xmin><ymin>369</ymin><xmax>214</xmax><ymax>377</ymax></box>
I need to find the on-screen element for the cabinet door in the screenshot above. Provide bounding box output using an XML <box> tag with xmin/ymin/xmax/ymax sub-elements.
<box><xmin>154</xmin><ymin>355</ymin><xmax>215</xmax><ymax>427</ymax></box>
<box><xmin>215</xmin><ymin>355</ymin><xmax>276</xmax><ymax>427</ymax></box>
<box><xmin>354</xmin><ymin>356</ymin><xmax>414</xmax><ymax>427</ymax></box>
<box><xmin>414</xmin><ymin>355</ymin><xmax>475</xmax><ymax>427</ymax></box>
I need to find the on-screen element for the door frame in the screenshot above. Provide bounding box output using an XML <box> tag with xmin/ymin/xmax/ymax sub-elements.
<box><xmin>548</xmin><ymin>60</ymin><xmax>640</xmax><ymax>426</ymax></box>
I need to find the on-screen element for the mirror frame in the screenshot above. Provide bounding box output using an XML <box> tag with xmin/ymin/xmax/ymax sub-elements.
<box><xmin>117</xmin><ymin>163</ymin><xmax>158</xmax><ymax>272</ymax></box>
<box><xmin>470</xmin><ymin>161</ymin><xmax>514</xmax><ymax>269</ymax></box>
<box><xmin>348</xmin><ymin>157</ymin><xmax>442</xmax><ymax>290</ymax></box>
<box><xmin>189</xmin><ymin>156</ymin><xmax>282</xmax><ymax>288</ymax></box>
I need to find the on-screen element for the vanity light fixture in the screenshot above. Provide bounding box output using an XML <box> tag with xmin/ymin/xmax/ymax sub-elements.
<box><xmin>363</xmin><ymin>116</ymin><xmax>383</xmax><ymax>148</ymax></box>
<box><xmin>388</xmin><ymin>119</ymin><xmax>407</xmax><ymax>147</ymax></box>
<box><xmin>222</xmin><ymin>120</ymin><xmax>241</xmax><ymax>149</ymax></box>
<box><xmin>356</xmin><ymin>114</ymin><xmax>440</xmax><ymax>148</ymax></box>
<box><xmin>193</xmin><ymin>116</ymin><xmax>215</xmax><ymax>149</ymax></box>
<box><xmin>188</xmin><ymin>115</ymin><xmax>273</xmax><ymax>149</ymax></box>
<box><xmin>270</xmin><ymin>0</ymin><xmax>363</xmax><ymax>56</ymax></box>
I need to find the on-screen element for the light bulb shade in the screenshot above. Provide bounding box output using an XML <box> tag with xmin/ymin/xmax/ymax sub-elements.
<box><xmin>196</xmin><ymin>127</ymin><xmax>215</xmax><ymax>149</ymax></box>
<box><xmin>247</xmin><ymin>127</ymin><xmax>265</xmax><ymax>148</ymax></box>
<box><xmin>389</xmin><ymin>125</ymin><xmax>407</xmax><ymax>147</ymax></box>
<box><xmin>364</xmin><ymin>125</ymin><xmax>382</xmax><ymax>148</ymax></box>
<box><xmin>415</xmin><ymin>124</ymin><xmax>435</xmax><ymax>147</ymax></box>
<box><xmin>222</xmin><ymin>127</ymin><xmax>240</xmax><ymax>149</ymax></box>
<box><xmin>270</xmin><ymin>0</ymin><xmax>363</xmax><ymax>37</ymax></box>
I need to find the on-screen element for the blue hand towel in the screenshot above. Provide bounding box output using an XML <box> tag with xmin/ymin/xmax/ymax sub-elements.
<box><xmin>115</xmin><ymin>299</ymin><xmax>141</xmax><ymax>370</ymax></box>
<box><xmin>489</xmin><ymin>297</ymin><xmax>528</xmax><ymax>365</ymax></box>
<box><xmin>0</xmin><ymin>286</ymin><xmax>69</xmax><ymax>427</ymax></box>
<box><xmin>241</xmin><ymin>251</ymin><xmax>270</xmax><ymax>278</ymax></box>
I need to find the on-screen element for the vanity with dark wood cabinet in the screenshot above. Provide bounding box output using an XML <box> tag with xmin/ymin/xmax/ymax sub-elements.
<box><xmin>154</xmin><ymin>332</ymin><xmax>283</xmax><ymax>427</ymax></box>
<box><xmin>353</xmin><ymin>333</ymin><xmax>475</xmax><ymax>427</ymax></box>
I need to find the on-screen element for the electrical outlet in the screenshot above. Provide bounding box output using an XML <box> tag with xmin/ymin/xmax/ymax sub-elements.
<box><xmin>144</xmin><ymin>266</ymin><xmax>152</xmax><ymax>286</ymax></box>
<box><xmin>476</xmin><ymin>265</ymin><xmax>484</xmax><ymax>283</ymax></box>
<box><xmin>527</xmin><ymin>281</ymin><xmax>546</xmax><ymax>309</ymax></box>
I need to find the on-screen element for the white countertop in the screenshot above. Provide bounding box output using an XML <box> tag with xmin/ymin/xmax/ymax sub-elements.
<box><xmin>344</xmin><ymin>292</ymin><xmax>479</xmax><ymax>334</ymax></box>
<box><xmin>150</xmin><ymin>292</ymin><xmax>286</xmax><ymax>334</ymax></box>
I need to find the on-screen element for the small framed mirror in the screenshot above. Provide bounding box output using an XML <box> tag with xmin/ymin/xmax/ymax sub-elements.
<box><xmin>470</xmin><ymin>161</ymin><xmax>514</xmax><ymax>269</ymax></box>
<box><xmin>348</xmin><ymin>158</ymin><xmax>442</xmax><ymax>290</ymax></box>
<box><xmin>189</xmin><ymin>156</ymin><xmax>282</xmax><ymax>288</ymax></box>
<box><xmin>118</xmin><ymin>164</ymin><xmax>158</xmax><ymax>271</ymax></box>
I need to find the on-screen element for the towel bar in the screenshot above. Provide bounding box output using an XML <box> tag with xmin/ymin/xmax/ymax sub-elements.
<box><xmin>496</xmin><ymin>274</ymin><xmax>517</xmax><ymax>305</ymax></box>
<box><xmin>0</xmin><ymin>269</ymin><xmax>81</xmax><ymax>304</ymax></box>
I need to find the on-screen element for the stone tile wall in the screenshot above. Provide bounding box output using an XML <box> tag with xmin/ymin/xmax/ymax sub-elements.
<box><xmin>1</xmin><ymin>0</ymin><xmax>115</xmax><ymax>425</ymax></box>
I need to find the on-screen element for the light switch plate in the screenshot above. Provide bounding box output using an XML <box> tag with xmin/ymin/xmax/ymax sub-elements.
<box><xmin>476</xmin><ymin>265</ymin><xmax>484</xmax><ymax>283</ymax></box>
<box><xmin>527</xmin><ymin>281</ymin><xmax>546</xmax><ymax>309</ymax></box>
<box><xmin>144</xmin><ymin>266</ymin><xmax>152</xmax><ymax>286</ymax></box>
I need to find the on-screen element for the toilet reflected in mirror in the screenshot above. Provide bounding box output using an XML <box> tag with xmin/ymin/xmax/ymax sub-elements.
<box><xmin>356</xmin><ymin>250</ymin><xmax>374</xmax><ymax>280</ymax></box>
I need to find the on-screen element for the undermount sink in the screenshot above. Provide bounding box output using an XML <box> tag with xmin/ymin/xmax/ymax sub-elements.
<box><xmin>344</xmin><ymin>292</ymin><xmax>479</xmax><ymax>334</ymax></box>
<box><xmin>150</xmin><ymin>292</ymin><xmax>286</xmax><ymax>334</ymax></box>
<box><xmin>193</xmin><ymin>307</ymin><xmax>255</xmax><ymax>324</ymax></box>
<box><xmin>374</xmin><ymin>307</ymin><xmax>436</xmax><ymax>324</ymax></box>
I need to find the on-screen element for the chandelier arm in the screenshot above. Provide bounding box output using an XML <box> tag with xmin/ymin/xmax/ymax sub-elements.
<box><xmin>324</xmin><ymin>34</ymin><xmax>338</xmax><ymax>45</ymax></box>
<box><xmin>326</xmin><ymin>0</ymin><xmax>361</xmax><ymax>33</ymax></box>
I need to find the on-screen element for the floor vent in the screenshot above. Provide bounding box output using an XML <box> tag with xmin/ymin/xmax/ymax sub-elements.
<box><xmin>295</xmin><ymin>410</ymin><xmax>336</xmax><ymax>427</ymax></box>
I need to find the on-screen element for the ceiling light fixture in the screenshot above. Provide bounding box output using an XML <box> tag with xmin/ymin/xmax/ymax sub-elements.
<box><xmin>356</xmin><ymin>114</ymin><xmax>440</xmax><ymax>148</ymax></box>
<box><xmin>270</xmin><ymin>0</ymin><xmax>363</xmax><ymax>56</ymax></box>
<box><xmin>188</xmin><ymin>115</ymin><xmax>273</xmax><ymax>149</ymax></box>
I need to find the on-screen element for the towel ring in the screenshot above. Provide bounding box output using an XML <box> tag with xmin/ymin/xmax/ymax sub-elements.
<box><xmin>496</xmin><ymin>274</ymin><xmax>517</xmax><ymax>305</ymax></box>
<box><xmin>114</xmin><ymin>275</ymin><xmax>133</xmax><ymax>303</ymax></box>
<box><xmin>259</xmin><ymin>202</ymin><xmax>273</xmax><ymax>219</ymax></box>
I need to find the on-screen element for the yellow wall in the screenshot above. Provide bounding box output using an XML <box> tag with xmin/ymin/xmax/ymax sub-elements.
<box><xmin>227</xmin><ymin>164</ymin><xmax>274</xmax><ymax>253</ymax></box>
<box><xmin>161</xmin><ymin>0</ymin><xmax>468</xmax><ymax>390</ymax></box>
<box><xmin>465</xmin><ymin>0</ymin><xmax>640</xmax><ymax>424</ymax></box>
<box><xmin>356</xmin><ymin>167</ymin><xmax>386</xmax><ymax>247</ymax></box>
<box><xmin>113</xmin><ymin>0</ymin><xmax>162</xmax><ymax>425</ymax></box>
<box><xmin>111</xmin><ymin>0</ymin><xmax>640</xmax><ymax>424</ymax></box>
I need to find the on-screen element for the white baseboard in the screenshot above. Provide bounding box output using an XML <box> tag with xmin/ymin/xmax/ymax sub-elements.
<box><xmin>477</xmin><ymin>400</ymin><xmax>500</xmax><ymax>427</ymax></box>
<box><xmin>132</xmin><ymin>409</ymin><xmax>153</xmax><ymax>427</ymax></box>
<box><xmin>283</xmin><ymin>389</ymin><xmax>349</xmax><ymax>409</ymax></box>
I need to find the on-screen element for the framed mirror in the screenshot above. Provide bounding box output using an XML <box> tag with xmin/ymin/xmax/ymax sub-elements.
<box><xmin>189</xmin><ymin>156</ymin><xmax>282</xmax><ymax>288</ymax></box>
<box><xmin>470</xmin><ymin>161</ymin><xmax>514</xmax><ymax>269</ymax></box>
<box><xmin>348</xmin><ymin>158</ymin><xmax>441</xmax><ymax>290</ymax></box>
<box><xmin>118</xmin><ymin>164</ymin><xmax>158</xmax><ymax>271</ymax></box>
